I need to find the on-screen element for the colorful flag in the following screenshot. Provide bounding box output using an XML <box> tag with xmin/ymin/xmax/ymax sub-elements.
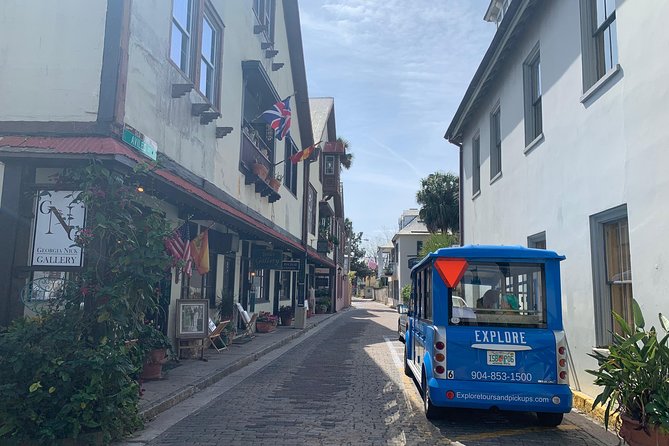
<box><xmin>290</xmin><ymin>141</ymin><xmax>321</xmax><ymax>164</ymax></box>
<box><xmin>165</xmin><ymin>222</ymin><xmax>192</xmax><ymax>279</ymax></box>
<box><xmin>260</xmin><ymin>97</ymin><xmax>291</xmax><ymax>141</ymax></box>
<box><xmin>190</xmin><ymin>229</ymin><xmax>210</xmax><ymax>275</ymax></box>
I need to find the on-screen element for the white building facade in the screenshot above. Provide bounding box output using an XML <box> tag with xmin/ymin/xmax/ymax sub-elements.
<box><xmin>446</xmin><ymin>0</ymin><xmax>669</xmax><ymax>396</ymax></box>
<box><xmin>0</xmin><ymin>1</ymin><xmax>346</xmax><ymax>338</ymax></box>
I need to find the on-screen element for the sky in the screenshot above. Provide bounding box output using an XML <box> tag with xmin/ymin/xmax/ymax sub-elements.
<box><xmin>298</xmin><ymin>0</ymin><xmax>496</xmax><ymax>247</ymax></box>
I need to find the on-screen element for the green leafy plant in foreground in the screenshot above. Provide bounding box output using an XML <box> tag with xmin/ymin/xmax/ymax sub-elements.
<box><xmin>587</xmin><ymin>299</ymin><xmax>669</xmax><ymax>434</ymax></box>
<box><xmin>0</xmin><ymin>162</ymin><xmax>173</xmax><ymax>444</ymax></box>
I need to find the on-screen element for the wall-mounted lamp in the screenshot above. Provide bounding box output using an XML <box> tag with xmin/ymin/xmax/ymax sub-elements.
<box><xmin>136</xmin><ymin>186</ymin><xmax>145</xmax><ymax>193</ymax></box>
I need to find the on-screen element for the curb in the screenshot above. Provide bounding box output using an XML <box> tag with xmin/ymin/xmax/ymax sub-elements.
<box><xmin>139</xmin><ymin>309</ymin><xmax>346</xmax><ymax>420</ymax></box>
<box><xmin>572</xmin><ymin>389</ymin><xmax>619</xmax><ymax>429</ymax></box>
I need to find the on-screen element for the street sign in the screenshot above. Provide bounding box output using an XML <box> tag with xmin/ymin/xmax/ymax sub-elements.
<box><xmin>122</xmin><ymin>123</ymin><xmax>157</xmax><ymax>160</ymax></box>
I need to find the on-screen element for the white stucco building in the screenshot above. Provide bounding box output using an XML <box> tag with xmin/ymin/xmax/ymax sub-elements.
<box><xmin>0</xmin><ymin>1</ymin><xmax>347</xmax><ymax>337</ymax></box>
<box><xmin>389</xmin><ymin>209</ymin><xmax>430</xmax><ymax>305</ymax></box>
<box><xmin>445</xmin><ymin>0</ymin><xmax>669</xmax><ymax>396</ymax></box>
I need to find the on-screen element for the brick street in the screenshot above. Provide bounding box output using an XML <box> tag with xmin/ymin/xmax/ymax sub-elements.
<box><xmin>140</xmin><ymin>300</ymin><xmax>621</xmax><ymax>446</ymax></box>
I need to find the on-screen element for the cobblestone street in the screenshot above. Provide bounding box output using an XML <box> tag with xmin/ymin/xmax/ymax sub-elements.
<box><xmin>140</xmin><ymin>300</ymin><xmax>620</xmax><ymax>445</ymax></box>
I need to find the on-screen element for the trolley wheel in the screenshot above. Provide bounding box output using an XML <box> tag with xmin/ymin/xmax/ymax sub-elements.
<box><xmin>404</xmin><ymin>343</ymin><xmax>411</xmax><ymax>377</ymax></box>
<box><xmin>537</xmin><ymin>412</ymin><xmax>564</xmax><ymax>427</ymax></box>
<box><xmin>422</xmin><ymin>370</ymin><xmax>439</xmax><ymax>419</ymax></box>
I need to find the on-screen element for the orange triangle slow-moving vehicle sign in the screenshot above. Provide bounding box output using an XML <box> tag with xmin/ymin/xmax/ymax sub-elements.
<box><xmin>434</xmin><ymin>258</ymin><xmax>468</xmax><ymax>288</ymax></box>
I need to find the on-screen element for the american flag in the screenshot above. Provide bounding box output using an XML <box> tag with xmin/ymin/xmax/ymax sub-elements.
<box><xmin>165</xmin><ymin>222</ymin><xmax>192</xmax><ymax>278</ymax></box>
<box><xmin>260</xmin><ymin>97</ymin><xmax>291</xmax><ymax>141</ymax></box>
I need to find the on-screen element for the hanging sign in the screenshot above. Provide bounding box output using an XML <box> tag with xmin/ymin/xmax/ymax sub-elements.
<box><xmin>31</xmin><ymin>190</ymin><xmax>86</xmax><ymax>267</ymax></box>
<box><xmin>251</xmin><ymin>248</ymin><xmax>283</xmax><ymax>269</ymax></box>
<box><xmin>281</xmin><ymin>260</ymin><xmax>300</xmax><ymax>271</ymax></box>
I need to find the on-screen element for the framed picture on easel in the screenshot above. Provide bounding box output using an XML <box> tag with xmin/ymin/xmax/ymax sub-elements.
<box><xmin>176</xmin><ymin>299</ymin><xmax>208</xmax><ymax>339</ymax></box>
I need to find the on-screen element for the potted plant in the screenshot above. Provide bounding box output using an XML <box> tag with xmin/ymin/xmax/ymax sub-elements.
<box><xmin>255</xmin><ymin>311</ymin><xmax>278</xmax><ymax>333</ymax></box>
<box><xmin>221</xmin><ymin>322</ymin><xmax>236</xmax><ymax>345</ymax></box>
<box><xmin>587</xmin><ymin>299</ymin><xmax>669</xmax><ymax>446</ymax></box>
<box><xmin>315</xmin><ymin>297</ymin><xmax>329</xmax><ymax>314</ymax></box>
<box><xmin>251</xmin><ymin>158</ymin><xmax>269</xmax><ymax>180</ymax></box>
<box><xmin>278</xmin><ymin>305</ymin><xmax>294</xmax><ymax>326</ymax></box>
<box><xmin>138</xmin><ymin>323</ymin><xmax>172</xmax><ymax>380</ymax></box>
<box><xmin>268</xmin><ymin>174</ymin><xmax>282</xmax><ymax>192</ymax></box>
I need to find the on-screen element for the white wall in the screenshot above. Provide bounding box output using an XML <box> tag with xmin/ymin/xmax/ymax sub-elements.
<box><xmin>124</xmin><ymin>0</ymin><xmax>305</xmax><ymax>240</ymax></box>
<box><xmin>0</xmin><ymin>0</ymin><xmax>106</xmax><ymax>121</ymax></box>
<box><xmin>396</xmin><ymin>234</ymin><xmax>429</xmax><ymax>293</ymax></box>
<box><xmin>458</xmin><ymin>0</ymin><xmax>669</xmax><ymax>396</ymax></box>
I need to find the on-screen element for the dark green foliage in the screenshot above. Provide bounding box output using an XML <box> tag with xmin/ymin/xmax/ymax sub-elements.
<box><xmin>416</xmin><ymin>172</ymin><xmax>459</xmax><ymax>234</ymax></box>
<box><xmin>400</xmin><ymin>284</ymin><xmax>411</xmax><ymax>305</ymax></box>
<box><xmin>0</xmin><ymin>162</ymin><xmax>173</xmax><ymax>444</ymax></box>
<box><xmin>587</xmin><ymin>300</ymin><xmax>669</xmax><ymax>433</ymax></box>
<box><xmin>0</xmin><ymin>314</ymin><xmax>143</xmax><ymax>443</ymax></box>
<box><xmin>418</xmin><ymin>233</ymin><xmax>460</xmax><ymax>258</ymax></box>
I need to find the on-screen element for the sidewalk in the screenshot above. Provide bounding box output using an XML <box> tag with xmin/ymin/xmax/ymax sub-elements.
<box><xmin>139</xmin><ymin>311</ymin><xmax>341</xmax><ymax>420</ymax></box>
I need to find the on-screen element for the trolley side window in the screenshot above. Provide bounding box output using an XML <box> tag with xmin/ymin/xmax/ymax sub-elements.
<box><xmin>413</xmin><ymin>266</ymin><xmax>433</xmax><ymax>322</ymax></box>
<box><xmin>450</xmin><ymin>262</ymin><xmax>546</xmax><ymax>328</ymax></box>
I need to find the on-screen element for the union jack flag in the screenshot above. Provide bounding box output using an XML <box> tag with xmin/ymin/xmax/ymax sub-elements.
<box><xmin>260</xmin><ymin>97</ymin><xmax>291</xmax><ymax>141</ymax></box>
<box><xmin>165</xmin><ymin>222</ymin><xmax>192</xmax><ymax>279</ymax></box>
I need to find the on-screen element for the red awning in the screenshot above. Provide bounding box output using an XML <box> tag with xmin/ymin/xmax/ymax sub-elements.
<box><xmin>0</xmin><ymin>136</ymin><xmax>308</xmax><ymax>253</ymax></box>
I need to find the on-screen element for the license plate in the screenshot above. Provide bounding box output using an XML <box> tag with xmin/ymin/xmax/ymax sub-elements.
<box><xmin>487</xmin><ymin>350</ymin><xmax>515</xmax><ymax>366</ymax></box>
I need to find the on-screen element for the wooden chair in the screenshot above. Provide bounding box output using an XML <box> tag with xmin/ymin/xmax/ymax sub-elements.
<box><xmin>208</xmin><ymin>319</ymin><xmax>230</xmax><ymax>352</ymax></box>
<box><xmin>235</xmin><ymin>302</ymin><xmax>256</xmax><ymax>339</ymax></box>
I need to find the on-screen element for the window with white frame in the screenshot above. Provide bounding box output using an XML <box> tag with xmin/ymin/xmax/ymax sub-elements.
<box><xmin>170</xmin><ymin>0</ymin><xmax>193</xmax><ymax>73</ymax></box>
<box><xmin>253</xmin><ymin>0</ymin><xmax>276</xmax><ymax>42</ymax></box>
<box><xmin>523</xmin><ymin>44</ymin><xmax>542</xmax><ymax>145</ymax></box>
<box><xmin>590</xmin><ymin>205</ymin><xmax>633</xmax><ymax>346</ymax></box>
<box><xmin>170</xmin><ymin>0</ymin><xmax>223</xmax><ymax>107</ymax></box>
<box><xmin>579</xmin><ymin>0</ymin><xmax>619</xmax><ymax>91</ymax></box>
<box><xmin>490</xmin><ymin>106</ymin><xmax>501</xmax><ymax>180</ymax></box>
<box><xmin>472</xmin><ymin>133</ymin><xmax>480</xmax><ymax>196</ymax></box>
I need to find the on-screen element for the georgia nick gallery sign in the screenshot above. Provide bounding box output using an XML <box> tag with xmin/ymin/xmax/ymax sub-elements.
<box><xmin>32</xmin><ymin>191</ymin><xmax>87</xmax><ymax>267</ymax></box>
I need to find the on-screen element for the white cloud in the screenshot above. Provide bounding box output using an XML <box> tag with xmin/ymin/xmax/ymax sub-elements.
<box><xmin>300</xmin><ymin>0</ymin><xmax>495</xmax><ymax>239</ymax></box>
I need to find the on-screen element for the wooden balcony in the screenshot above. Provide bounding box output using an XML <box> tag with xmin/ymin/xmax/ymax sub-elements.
<box><xmin>240</xmin><ymin>129</ymin><xmax>280</xmax><ymax>203</ymax></box>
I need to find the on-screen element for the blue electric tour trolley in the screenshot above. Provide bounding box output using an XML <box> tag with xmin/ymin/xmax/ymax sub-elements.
<box><xmin>404</xmin><ymin>245</ymin><xmax>572</xmax><ymax>426</ymax></box>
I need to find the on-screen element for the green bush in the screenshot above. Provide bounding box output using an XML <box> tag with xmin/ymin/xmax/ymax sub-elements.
<box><xmin>0</xmin><ymin>313</ymin><xmax>143</xmax><ymax>443</ymax></box>
<box><xmin>401</xmin><ymin>284</ymin><xmax>412</xmax><ymax>305</ymax></box>
<box><xmin>587</xmin><ymin>300</ymin><xmax>669</xmax><ymax>432</ymax></box>
<box><xmin>0</xmin><ymin>162</ymin><xmax>173</xmax><ymax>444</ymax></box>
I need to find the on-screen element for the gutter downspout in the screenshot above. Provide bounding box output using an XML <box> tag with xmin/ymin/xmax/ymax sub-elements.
<box><xmin>458</xmin><ymin>142</ymin><xmax>464</xmax><ymax>246</ymax></box>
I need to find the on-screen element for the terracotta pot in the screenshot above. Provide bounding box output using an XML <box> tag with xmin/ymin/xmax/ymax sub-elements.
<box><xmin>256</xmin><ymin>321</ymin><xmax>276</xmax><ymax>333</ymax></box>
<box><xmin>619</xmin><ymin>414</ymin><xmax>669</xmax><ymax>446</ymax></box>
<box><xmin>268</xmin><ymin>177</ymin><xmax>281</xmax><ymax>192</ymax></box>
<box><xmin>280</xmin><ymin>316</ymin><xmax>293</xmax><ymax>326</ymax></box>
<box><xmin>141</xmin><ymin>348</ymin><xmax>168</xmax><ymax>380</ymax></box>
<box><xmin>252</xmin><ymin>162</ymin><xmax>269</xmax><ymax>180</ymax></box>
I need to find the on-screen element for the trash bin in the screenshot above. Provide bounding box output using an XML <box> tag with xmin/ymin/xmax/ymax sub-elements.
<box><xmin>295</xmin><ymin>306</ymin><xmax>306</xmax><ymax>329</ymax></box>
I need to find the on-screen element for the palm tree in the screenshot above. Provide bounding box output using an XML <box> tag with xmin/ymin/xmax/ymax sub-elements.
<box><xmin>337</xmin><ymin>137</ymin><xmax>353</xmax><ymax>169</ymax></box>
<box><xmin>416</xmin><ymin>172</ymin><xmax>459</xmax><ymax>234</ymax></box>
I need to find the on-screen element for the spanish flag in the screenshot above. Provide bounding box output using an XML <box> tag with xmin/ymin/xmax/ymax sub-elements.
<box><xmin>290</xmin><ymin>141</ymin><xmax>321</xmax><ymax>164</ymax></box>
<box><xmin>190</xmin><ymin>229</ymin><xmax>210</xmax><ymax>275</ymax></box>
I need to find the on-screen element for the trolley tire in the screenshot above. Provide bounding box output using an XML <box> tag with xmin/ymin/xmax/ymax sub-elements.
<box><xmin>399</xmin><ymin>322</ymin><xmax>404</xmax><ymax>342</ymax></box>
<box><xmin>537</xmin><ymin>412</ymin><xmax>564</xmax><ymax>427</ymax></box>
<box><xmin>404</xmin><ymin>343</ymin><xmax>411</xmax><ymax>376</ymax></box>
<box><xmin>422</xmin><ymin>370</ymin><xmax>439</xmax><ymax>419</ymax></box>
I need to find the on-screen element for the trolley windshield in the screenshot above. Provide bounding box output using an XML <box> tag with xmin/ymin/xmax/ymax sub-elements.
<box><xmin>450</xmin><ymin>262</ymin><xmax>547</xmax><ymax>328</ymax></box>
